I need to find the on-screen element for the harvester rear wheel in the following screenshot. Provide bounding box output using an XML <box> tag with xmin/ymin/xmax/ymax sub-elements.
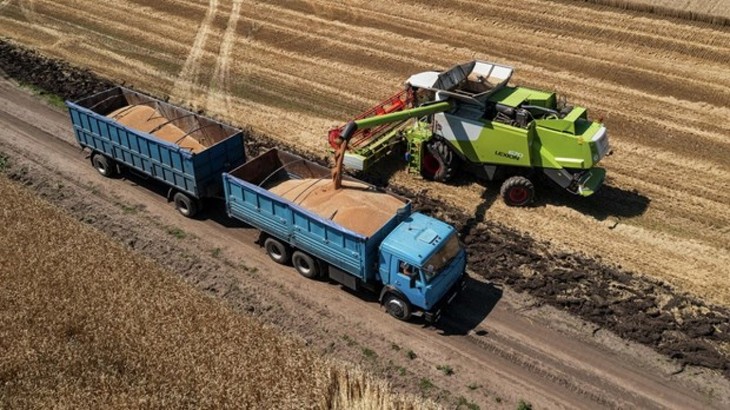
<box><xmin>421</xmin><ymin>139</ymin><xmax>456</xmax><ymax>182</ymax></box>
<box><xmin>500</xmin><ymin>176</ymin><xmax>535</xmax><ymax>207</ymax></box>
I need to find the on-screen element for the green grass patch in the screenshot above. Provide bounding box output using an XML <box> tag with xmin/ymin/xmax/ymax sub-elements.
<box><xmin>419</xmin><ymin>378</ymin><xmax>434</xmax><ymax>391</ymax></box>
<box><xmin>166</xmin><ymin>226</ymin><xmax>186</xmax><ymax>239</ymax></box>
<box><xmin>20</xmin><ymin>83</ymin><xmax>66</xmax><ymax>109</ymax></box>
<box><xmin>517</xmin><ymin>400</ymin><xmax>532</xmax><ymax>410</ymax></box>
<box><xmin>0</xmin><ymin>152</ymin><xmax>8</xmax><ymax>172</ymax></box>
<box><xmin>436</xmin><ymin>364</ymin><xmax>454</xmax><ymax>376</ymax></box>
<box><xmin>362</xmin><ymin>348</ymin><xmax>377</xmax><ymax>359</ymax></box>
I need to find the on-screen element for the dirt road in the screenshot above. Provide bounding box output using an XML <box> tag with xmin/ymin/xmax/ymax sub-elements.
<box><xmin>1</xmin><ymin>79</ymin><xmax>728</xmax><ymax>408</ymax></box>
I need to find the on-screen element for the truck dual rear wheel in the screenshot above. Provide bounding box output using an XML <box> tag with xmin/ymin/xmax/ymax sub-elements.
<box><xmin>421</xmin><ymin>140</ymin><xmax>456</xmax><ymax>182</ymax></box>
<box><xmin>384</xmin><ymin>294</ymin><xmax>412</xmax><ymax>321</ymax></box>
<box><xmin>173</xmin><ymin>192</ymin><xmax>198</xmax><ymax>218</ymax></box>
<box><xmin>264</xmin><ymin>237</ymin><xmax>291</xmax><ymax>265</ymax></box>
<box><xmin>292</xmin><ymin>251</ymin><xmax>320</xmax><ymax>279</ymax></box>
<box><xmin>500</xmin><ymin>176</ymin><xmax>535</xmax><ymax>207</ymax></box>
<box><xmin>91</xmin><ymin>153</ymin><xmax>117</xmax><ymax>178</ymax></box>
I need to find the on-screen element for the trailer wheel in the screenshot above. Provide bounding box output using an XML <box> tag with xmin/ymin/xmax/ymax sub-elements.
<box><xmin>91</xmin><ymin>153</ymin><xmax>117</xmax><ymax>178</ymax></box>
<box><xmin>264</xmin><ymin>237</ymin><xmax>291</xmax><ymax>265</ymax></box>
<box><xmin>384</xmin><ymin>293</ymin><xmax>412</xmax><ymax>321</ymax></box>
<box><xmin>500</xmin><ymin>176</ymin><xmax>535</xmax><ymax>207</ymax></box>
<box><xmin>292</xmin><ymin>251</ymin><xmax>320</xmax><ymax>279</ymax></box>
<box><xmin>173</xmin><ymin>192</ymin><xmax>198</xmax><ymax>218</ymax></box>
<box><xmin>421</xmin><ymin>139</ymin><xmax>456</xmax><ymax>182</ymax></box>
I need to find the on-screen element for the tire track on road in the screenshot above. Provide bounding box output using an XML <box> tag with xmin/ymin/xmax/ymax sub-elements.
<box><xmin>173</xmin><ymin>0</ymin><xmax>218</xmax><ymax>108</ymax></box>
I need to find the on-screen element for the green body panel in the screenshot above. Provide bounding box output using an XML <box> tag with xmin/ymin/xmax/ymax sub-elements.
<box><xmin>441</xmin><ymin>113</ymin><xmax>601</xmax><ymax>170</ymax></box>
<box><xmin>488</xmin><ymin>86</ymin><xmax>555</xmax><ymax>108</ymax></box>
<box><xmin>441</xmin><ymin>114</ymin><xmax>533</xmax><ymax>167</ymax></box>
<box><xmin>531</xmin><ymin>119</ymin><xmax>602</xmax><ymax>169</ymax></box>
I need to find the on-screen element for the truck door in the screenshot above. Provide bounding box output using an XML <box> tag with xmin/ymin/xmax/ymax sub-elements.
<box><xmin>391</xmin><ymin>259</ymin><xmax>426</xmax><ymax>309</ymax></box>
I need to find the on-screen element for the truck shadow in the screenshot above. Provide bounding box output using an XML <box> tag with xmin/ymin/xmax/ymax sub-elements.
<box><xmin>333</xmin><ymin>276</ymin><xmax>502</xmax><ymax>334</ymax></box>
<box><xmin>117</xmin><ymin>168</ymin><xmax>251</xmax><ymax>227</ymax></box>
<box><xmin>433</xmin><ymin>277</ymin><xmax>502</xmax><ymax>336</ymax></box>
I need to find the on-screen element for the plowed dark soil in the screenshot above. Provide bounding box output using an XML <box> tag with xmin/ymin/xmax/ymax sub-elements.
<box><xmin>1</xmin><ymin>38</ymin><xmax>728</xmax><ymax>379</ymax></box>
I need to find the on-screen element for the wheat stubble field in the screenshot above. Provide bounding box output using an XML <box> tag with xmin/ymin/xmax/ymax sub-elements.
<box><xmin>0</xmin><ymin>1</ymin><xmax>728</xmax><ymax>310</ymax></box>
<box><xmin>0</xmin><ymin>174</ymin><xmax>431</xmax><ymax>409</ymax></box>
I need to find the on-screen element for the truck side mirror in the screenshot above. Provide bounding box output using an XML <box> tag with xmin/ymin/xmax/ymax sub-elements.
<box><xmin>409</xmin><ymin>274</ymin><xmax>417</xmax><ymax>288</ymax></box>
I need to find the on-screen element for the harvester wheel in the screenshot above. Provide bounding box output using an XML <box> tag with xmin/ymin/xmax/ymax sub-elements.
<box><xmin>422</xmin><ymin>139</ymin><xmax>456</xmax><ymax>182</ymax></box>
<box><xmin>91</xmin><ymin>153</ymin><xmax>117</xmax><ymax>178</ymax></box>
<box><xmin>173</xmin><ymin>192</ymin><xmax>199</xmax><ymax>218</ymax></box>
<box><xmin>384</xmin><ymin>293</ymin><xmax>412</xmax><ymax>321</ymax></box>
<box><xmin>292</xmin><ymin>251</ymin><xmax>320</xmax><ymax>279</ymax></box>
<box><xmin>264</xmin><ymin>237</ymin><xmax>291</xmax><ymax>265</ymax></box>
<box><xmin>500</xmin><ymin>176</ymin><xmax>535</xmax><ymax>207</ymax></box>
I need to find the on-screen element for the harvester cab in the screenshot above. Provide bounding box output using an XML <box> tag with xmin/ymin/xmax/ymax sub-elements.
<box><xmin>328</xmin><ymin>60</ymin><xmax>611</xmax><ymax>206</ymax></box>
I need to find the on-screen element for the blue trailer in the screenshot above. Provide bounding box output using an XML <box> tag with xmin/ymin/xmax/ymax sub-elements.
<box><xmin>67</xmin><ymin>87</ymin><xmax>245</xmax><ymax>217</ymax></box>
<box><xmin>223</xmin><ymin>149</ymin><xmax>467</xmax><ymax>322</ymax></box>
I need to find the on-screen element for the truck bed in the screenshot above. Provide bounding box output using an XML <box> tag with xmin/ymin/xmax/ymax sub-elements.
<box><xmin>223</xmin><ymin>149</ymin><xmax>411</xmax><ymax>281</ymax></box>
<box><xmin>67</xmin><ymin>87</ymin><xmax>245</xmax><ymax>198</ymax></box>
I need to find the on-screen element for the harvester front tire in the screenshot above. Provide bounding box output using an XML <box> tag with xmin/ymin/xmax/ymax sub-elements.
<box><xmin>173</xmin><ymin>192</ymin><xmax>198</xmax><ymax>218</ymax></box>
<box><xmin>264</xmin><ymin>237</ymin><xmax>291</xmax><ymax>265</ymax></box>
<box><xmin>422</xmin><ymin>140</ymin><xmax>456</xmax><ymax>182</ymax></box>
<box><xmin>292</xmin><ymin>251</ymin><xmax>320</xmax><ymax>279</ymax></box>
<box><xmin>91</xmin><ymin>153</ymin><xmax>117</xmax><ymax>178</ymax></box>
<box><xmin>384</xmin><ymin>294</ymin><xmax>412</xmax><ymax>321</ymax></box>
<box><xmin>500</xmin><ymin>176</ymin><xmax>535</xmax><ymax>207</ymax></box>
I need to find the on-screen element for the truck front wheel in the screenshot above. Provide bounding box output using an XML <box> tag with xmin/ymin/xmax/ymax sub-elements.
<box><xmin>292</xmin><ymin>250</ymin><xmax>320</xmax><ymax>279</ymax></box>
<box><xmin>384</xmin><ymin>294</ymin><xmax>412</xmax><ymax>321</ymax></box>
<box><xmin>264</xmin><ymin>237</ymin><xmax>291</xmax><ymax>265</ymax></box>
<box><xmin>91</xmin><ymin>153</ymin><xmax>117</xmax><ymax>178</ymax></box>
<box><xmin>173</xmin><ymin>192</ymin><xmax>199</xmax><ymax>218</ymax></box>
<box><xmin>500</xmin><ymin>176</ymin><xmax>535</xmax><ymax>207</ymax></box>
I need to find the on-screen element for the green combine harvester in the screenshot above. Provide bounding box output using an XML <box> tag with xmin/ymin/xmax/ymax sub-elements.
<box><xmin>328</xmin><ymin>61</ymin><xmax>611</xmax><ymax>206</ymax></box>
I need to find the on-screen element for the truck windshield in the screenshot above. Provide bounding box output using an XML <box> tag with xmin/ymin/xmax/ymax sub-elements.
<box><xmin>422</xmin><ymin>234</ymin><xmax>461</xmax><ymax>282</ymax></box>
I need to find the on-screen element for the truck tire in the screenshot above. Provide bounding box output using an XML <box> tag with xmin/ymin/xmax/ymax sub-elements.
<box><xmin>421</xmin><ymin>139</ymin><xmax>456</xmax><ymax>182</ymax></box>
<box><xmin>384</xmin><ymin>293</ymin><xmax>412</xmax><ymax>321</ymax></box>
<box><xmin>173</xmin><ymin>192</ymin><xmax>198</xmax><ymax>218</ymax></box>
<box><xmin>264</xmin><ymin>237</ymin><xmax>291</xmax><ymax>265</ymax></box>
<box><xmin>500</xmin><ymin>176</ymin><xmax>535</xmax><ymax>207</ymax></box>
<box><xmin>91</xmin><ymin>153</ymin><xmax>117</xmax><ymax>178</ymax></box>
<box><xmin>292</xmin><ymin>250</ymin><xmax>320</xmax><ymax>279</ymax></box>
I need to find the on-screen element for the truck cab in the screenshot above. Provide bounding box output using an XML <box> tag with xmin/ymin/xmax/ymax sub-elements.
<box><xmin>378</xmin><ymin>212</ymin><xmax>467</xmax><ymax>321</ymax></box>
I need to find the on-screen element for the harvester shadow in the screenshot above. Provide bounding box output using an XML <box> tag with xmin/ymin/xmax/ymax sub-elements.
<box><xmin>533</xmin><ymin>181</ymin><xmax>651</xmax><ymax>220</ymax></box>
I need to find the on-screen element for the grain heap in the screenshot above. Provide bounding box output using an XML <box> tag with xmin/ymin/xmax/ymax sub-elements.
<box><xmin>269</xmin><ymin>178</ymin><xmax>404</xmax><ymax>237</ymax></box>
<box><xmin>107</xmin><ymin>105</ymin><xmax>206</xmax><ymax>152</ymax></box>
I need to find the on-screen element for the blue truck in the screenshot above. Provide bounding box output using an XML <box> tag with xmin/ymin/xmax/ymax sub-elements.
<box><xmin>223</xmin><ymin>149</ymin><xmax>467</xmax><ymax>321</ymax></box>
<box><xmin>67</xmin><ymin>86</ymin><xmax>246</xmax><ymax>217</ymax></box>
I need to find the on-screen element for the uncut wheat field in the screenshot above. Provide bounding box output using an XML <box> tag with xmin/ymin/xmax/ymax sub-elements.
<box><xmin>0</xmin><ymin>0</ymin><xmax>728</xmax><ymax>308</ymax></box>
<box><xmin>0</xmin><ymin>175</ymin><xmax>433</xmax><ymax>410</ymax></box>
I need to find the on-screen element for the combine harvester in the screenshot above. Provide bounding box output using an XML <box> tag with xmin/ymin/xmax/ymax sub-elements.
<box><xmin>329</xmin><ymin>61</ymin><xmax>611</xmax><ymax>206</ymax></box>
